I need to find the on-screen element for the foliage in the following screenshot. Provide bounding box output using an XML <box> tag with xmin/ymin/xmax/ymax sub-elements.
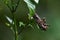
<box><xmin>1</xmin><ymin>0</ymin><xmax>40</xmax><ymax>40</ymax></box>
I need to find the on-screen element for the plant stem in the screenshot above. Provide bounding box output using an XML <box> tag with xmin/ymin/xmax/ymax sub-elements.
<box><xmin>14</xmin><ymin>21</ymin><xmax>18</xmax><ymax>40</ymax></box>
<box><xmin>7</xmin><ymin>0</ymin><xmax>20</xmax><ymax>40</ymax></box>
<box><xmin>12</xmin><ymin>12</ymin><xmax>18</xmax><ymax>40</ymax></box>
<box><xmin>11</xmin><ymin>13</ymin><xmax>18</xmax><ymax>40</ymax></box>
<box><xmin>10</xmin><ymin>0</ymin><xmax>19</xmax><ymax>40</ymax></box>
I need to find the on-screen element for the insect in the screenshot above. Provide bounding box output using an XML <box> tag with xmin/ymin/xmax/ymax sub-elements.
<box><xmin>33</xmin><ymin>13</ymin><xmax>48</xmax><ymax>31</ymax></box>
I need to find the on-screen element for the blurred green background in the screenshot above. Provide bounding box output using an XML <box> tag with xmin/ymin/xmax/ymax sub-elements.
<box><xmin>0</xmin><ymin>0</ymin><xmax>60</xmax><ymax>40</ymax></box>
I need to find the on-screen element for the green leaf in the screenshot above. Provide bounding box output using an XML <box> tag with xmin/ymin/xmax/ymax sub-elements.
<box><xmin>24</xmin><ymin>0</ymin><xmax>39</xmax><ymax>20</ymax></box>
<box><xmin>5</xmin><ymin>16</ymin><xmax>14</xmax><ymax>24</ymax></box>
<box><xmin>24</xmin><ymin>0</ymin><xmax>35</xmax><ymax>10</ymax></box>
<box><xmin>34</xmin><ymin>0</ymin><xmax>39</xmax><ymax>4</ymax></box>
<box><xmin>5</xmin><ymin>22</ymin><xmax>10</xmax><ymax>27</ymax></box>
<box><xmin>24</xmin><ymin>0</ymin><xmax>35</xmax><ymax>17</ymax></box>
<box><xmin>19</xmin><ymin>22</ymin><xmax>25</xmax><ymax>27</ymax></box>
<box><xmin>28</xmin><ymin>24</ymin><xmax>34</xmax><ymax>29</ymax></box>
<box><xmin>5</xmin><ymin>22</ymin><xmax>14</xmax><ymax>33</ymax></box>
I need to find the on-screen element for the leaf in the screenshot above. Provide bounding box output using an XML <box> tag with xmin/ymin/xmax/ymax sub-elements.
<box><xmin>5</xmin><ymin>16</ymin><xmax>14</xmax><ymax>24</ymax></box>
<box><xmin>5</xmin><ymin>16</ymin><xmax>15</xmax><ymax>33</ymax></box>
<box><xmin>5</xmin><ymin>22</ymin><xmax>14</xmax><ymax>33</ymax></box>
<box><xmin>19</xmin><ymin>22</ymin><xmax>25</xmax><ymax>27</ymax></box>
<box><xmin>24</xmin><ymin>0</ymin><xmax>35</xmax><ymax>10</ymax></box>
<box><xmin>24</xmin><ymin>0</ymin><xmax>39</xmax><ymax>20</ymax></box>
<box><xmin>5</xmin><ymin>22</ymin><xmax>10</xmax><ymax>27</ymax></box>
<box><xmin>28</xmin><ymin>24</ymin><xmax>34</xmax><ymax>29</ymax></box>
<box><xmin>34</xmin><ymin>0</ymin><xmax>39</xmax><ymax>4</ymax></box>
<box><xmin>24</xmin><ymin>0</ymin><xmax>35</xmax><ymax>17</ymax></box>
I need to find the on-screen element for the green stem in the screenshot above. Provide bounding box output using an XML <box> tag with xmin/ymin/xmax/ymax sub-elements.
<box><xmin>12</xmin><ymin>12</ymin><xmax>18</xmax><ymax>40</ymax></box>
<box><xmin>10</xmin><ymin>0</ymin><xmax>19</xmax><ymax>40</ymax></box>
<box><xmin>6</xmin><ymin>0</ymin><xmax>20</xmax><ymax>40</ymax></box>
<box><xmin>14</xmin><ymin>21</ymin><xmax>18</xmax><ymax>40</ymax></box>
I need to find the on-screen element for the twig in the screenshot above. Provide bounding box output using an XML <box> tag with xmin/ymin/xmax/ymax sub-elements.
<box><xmin>14</xmin><ymin>0</ymin><xmax>20</xmax><ymax>12</ymax></box>
<box><xmin>10</xmin><ymin>0</ymin><xmax>20</xmax><ymax>40</ymax></box>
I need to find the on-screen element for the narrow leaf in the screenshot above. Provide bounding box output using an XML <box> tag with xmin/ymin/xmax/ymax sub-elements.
<box><xmin>34</xmin><ymin>0</ymin><xmax>39</xmax><ymax>4</ymax></box>
<box><xmin>5</xmin><ymin>16</ymin><xmax>13</xmax><ymax>24</ymax></box>
<box><xmin>24</xmin><ymin>0</ymin><xmax>35</xmax><ymax>17</ymax></box>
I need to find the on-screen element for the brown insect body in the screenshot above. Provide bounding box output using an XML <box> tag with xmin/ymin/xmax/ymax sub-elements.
<box><xmin>33</xmin><ymin>13</ymin><xmax>48</xmax><ymax>31</ymax></box>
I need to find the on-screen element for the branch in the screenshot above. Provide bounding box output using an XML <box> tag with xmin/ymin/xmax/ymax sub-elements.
<box><xmin>10</xmin><ymin>0</ymin><xmax>20</xmax><ymax>12</ymax></box>
<box><xmin>14</xmin><ymin>0</ymin><xmax>20</xmax><ymax>12</ymax></box>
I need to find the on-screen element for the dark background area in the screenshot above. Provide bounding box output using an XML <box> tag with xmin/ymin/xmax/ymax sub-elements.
<box><xmin>0</xmin><ymin>0</ymin><xmax>60</xmax><ymax>40</ymax></box>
